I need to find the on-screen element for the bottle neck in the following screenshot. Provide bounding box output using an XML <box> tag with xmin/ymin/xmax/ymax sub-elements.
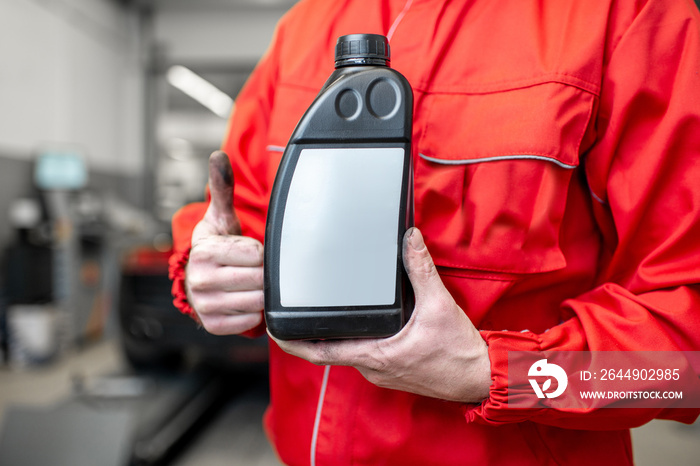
<box><xmin>334</xmin><ymin>57</ymin><xmax>389</xmax><ymax>68</ymax></box>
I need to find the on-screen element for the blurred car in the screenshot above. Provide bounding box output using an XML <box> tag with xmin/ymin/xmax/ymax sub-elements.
<box><xmin>118</xmin><ymin>244</ymin><xmax>268</xmax><ymax>372</ymax></box>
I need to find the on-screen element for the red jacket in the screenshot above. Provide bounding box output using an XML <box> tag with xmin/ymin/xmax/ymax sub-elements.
<box><xmin>170</xmin><ymin>0</ymin><xmax>700</xmax><ymax>464</ymax></box>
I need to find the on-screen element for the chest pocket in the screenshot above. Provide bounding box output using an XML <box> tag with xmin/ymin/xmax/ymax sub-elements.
<box><xmin>414</xmin><ymin>81</ymin><xmax>596</xmax><ymax>275</ymax></box>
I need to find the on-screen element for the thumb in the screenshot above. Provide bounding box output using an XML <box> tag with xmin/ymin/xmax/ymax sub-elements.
<box><xmin>402</xmin><ymin>228</ymin><xmax>447</xmax><ymax>304</ymax></box>
<box><xmin>204</xmin><ymin>150</ymin><xmax>241</xmax><ymax>235</ymax></box>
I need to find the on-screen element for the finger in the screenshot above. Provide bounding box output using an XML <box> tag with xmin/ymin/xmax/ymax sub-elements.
<box><xmin>402</xmin><ymin>228</ymin><xmax>446</xmax><ymax>304</ymax></box>
<box><xmin>205</xmin><ymin>150</ymin><xmax>241</xmax><ymax>235</ymax></box>
<box><xmin>194</xmin><ymin>290</ymin><xmax>265</xmax><ymax>316</ymax></box>
<box><xmin>269</xmin><ymin>334</ymin><xmax>378</xmax><ymax>368</ymax></box>
<box><xmin>201</xmin><ymin>312</ymin><xmax>263</xmax><ymax>336</ymax></box>
<box><xmin>269</xmin><ymin>337</ymin><xmax>345</xmax><ymax>366</ymax></box>
<box><xmin>189</xmin><ymin>235</ymin><xmax>263</xmax><ymax>267</ymax></box>
<box><xmin>188</xmin><ymin>265</ymin><xmax>263</xmax><ymax>293</ymax></box>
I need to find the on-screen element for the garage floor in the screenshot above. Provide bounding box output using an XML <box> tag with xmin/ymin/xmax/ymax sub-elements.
<box><xmin>0</xmin><ymin>339</ymin><xmax>698</xmax><ymax>465</ymax></box>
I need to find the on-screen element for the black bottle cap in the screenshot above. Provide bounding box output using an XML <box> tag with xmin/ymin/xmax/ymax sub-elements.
<box><xmin>335</xmin><ymin>34</ymin><xmax>390</xmax><ymax>68</ymax></box>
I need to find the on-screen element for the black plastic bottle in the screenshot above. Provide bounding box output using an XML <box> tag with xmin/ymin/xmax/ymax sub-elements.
<box><xmin>264</xmin><ymin>33</ymin><xmax>414</xmax><ymax>340</ymax></box>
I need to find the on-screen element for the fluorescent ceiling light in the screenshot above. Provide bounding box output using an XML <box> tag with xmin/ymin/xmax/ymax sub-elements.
<box><xmin>166</xmin><ymin>65</ymin><xmax>234</xmax><ymax>118</ymax></box>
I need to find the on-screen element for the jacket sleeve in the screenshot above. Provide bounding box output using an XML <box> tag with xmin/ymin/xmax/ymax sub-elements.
<box><xmin>466</xmin><ymin>0</ymin><xmax>700</xmax><ymax>428</ymax></box>
<box><xmin>168</xmin><ymin>19</ymin><xmax>285</xmax><ymax>329</ymax></box>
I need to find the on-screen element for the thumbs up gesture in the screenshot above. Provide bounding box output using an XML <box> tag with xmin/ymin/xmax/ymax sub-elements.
<box><xmin>186</xmin><ymin>151</ymin><xmax>264</xmax><ymax>335</ymax></box>
<box><xmin>270</xmin><ymin>228</ymin><xmax>492</xmax><ymax>403</ymax></box>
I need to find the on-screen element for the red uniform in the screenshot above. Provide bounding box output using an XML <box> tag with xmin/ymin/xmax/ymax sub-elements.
<box><xmin>170</xmin><ymin>0</ymin><xmax>700</xmax><ymax>464</ymax></box>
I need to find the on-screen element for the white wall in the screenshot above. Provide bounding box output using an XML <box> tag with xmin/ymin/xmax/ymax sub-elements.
<box><xmin>149</xmin><ymin>3</ymin><xmax>292</xmax><ymax>220</ymax></box>
<box><xmin>0</xmin><ymin>0</ymin><xmax>145</xmax><ymax>176</ymax></box>
<box><xmin>154</xmin><ymin>5</ymin><xmax>289</xmax><ymax>64</ymax></box>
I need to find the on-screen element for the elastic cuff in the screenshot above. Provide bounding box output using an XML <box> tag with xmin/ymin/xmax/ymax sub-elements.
<box><xmin>168</xmin><ymin>248</ymin><xmax>201</xmax><ymax>325</ymax></box>
<box><xmin>465</xmin><ymin>330</ymin><xmax>543</xmax><ymax>425</ymax></box>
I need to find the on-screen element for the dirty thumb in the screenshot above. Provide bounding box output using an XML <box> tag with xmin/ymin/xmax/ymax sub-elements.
<box><xmin>402</xmin><ymin>228</ymin><xmax>443</xmax><ymax>302</ymax></box>
<box><xmin>205</xmin><ymin>150</ymin><xmax>241</xmax><ymax>235</ymax></box>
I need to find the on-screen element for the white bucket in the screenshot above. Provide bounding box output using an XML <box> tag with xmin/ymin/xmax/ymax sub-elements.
<box><xmin>8</xmin><ymin>304</ymin><xmax>58</xmax><ymax>368</ymax></box>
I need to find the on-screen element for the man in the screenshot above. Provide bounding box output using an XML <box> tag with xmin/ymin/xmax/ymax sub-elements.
<box><xmin>170</xmin><ymin>0</ymin><xmax>700</xmax><ymax>464</ymax></box>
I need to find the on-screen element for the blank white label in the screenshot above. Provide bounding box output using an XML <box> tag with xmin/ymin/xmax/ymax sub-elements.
<box><xmin>279</xmin><ymin>147</ymin><xmax>405</xmax><ymax>307</ymax></box>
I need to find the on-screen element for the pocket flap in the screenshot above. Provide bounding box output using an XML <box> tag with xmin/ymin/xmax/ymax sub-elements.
<box><xmin>420</xmin><ymin>82</ymin><xmax>594</xmax><ymax>169</ymax></box>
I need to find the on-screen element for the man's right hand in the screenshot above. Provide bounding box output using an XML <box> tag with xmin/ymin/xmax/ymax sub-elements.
<box><xmin>185</xmin><ymin>150</ymin><xmax>264</xmax><ymax>335</ymax></box>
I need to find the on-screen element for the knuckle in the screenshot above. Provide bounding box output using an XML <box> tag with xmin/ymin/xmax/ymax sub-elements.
<box><xmin>414</xmin><ymin>256</ymin><xmax>437</xmax><ymax>278</ymax></box>
<box><xmin>367</xmin><ymin>357</ymin><xmax>390</xmax><ymax>376</ymax></box>
<box><xmin>308</xmin><ymin>353</ymin><xmax>330</xmax><ymax>366</ymax></box>
<box><xmin>369</xmin><ymin>343</ymin><xmax>393</xmax><ymax>371</ymax></box>
<box><xmin>192</xmin><ymin>296</ymin><xmax>213</xmax><ymax>316</ymax></box>
<box><xmin>215</xmin><ymin>213</ymin><xmax>240</xmax><ymax>235</ymax></box>
<box><xmin>189</xmin><ymin>242</ymin><xmax>215</xmax><ymax>263</ymax></box>
<box><xmin>363</xmin><ymin>369</ymin><xmax>384</xmax><ymax>387</ymax></box>
<box><xmin>202</xmin><ymin>318</ymin><xmax>228</xmax><ymax>336</ymax></box>
<box><xmin>186</xmin><ymin>273</ymin><xmax>206</xmax><ymax>292</ymax></box>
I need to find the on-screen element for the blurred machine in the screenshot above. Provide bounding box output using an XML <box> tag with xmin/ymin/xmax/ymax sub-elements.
<box><xmin>118</xmin><ymin>243</ymin><xmax>268</xmax><ymax>372</ymax></box>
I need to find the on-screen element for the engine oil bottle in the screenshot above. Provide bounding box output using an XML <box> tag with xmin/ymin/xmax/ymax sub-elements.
<box><xmin>264</xmin><ymin>33</ymin><xmax>414</xmax><ymax>340</ymax></box>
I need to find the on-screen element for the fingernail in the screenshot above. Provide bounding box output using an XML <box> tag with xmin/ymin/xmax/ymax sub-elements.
<box><xmin>406</xmin><ymin>227</ymin><xmax>422</xmax><ymax>251</ymax></box>
<box><xmin>209</xmin><ymin>151</ymin><xmax>233</xmax><ymax>186</ymax></box>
